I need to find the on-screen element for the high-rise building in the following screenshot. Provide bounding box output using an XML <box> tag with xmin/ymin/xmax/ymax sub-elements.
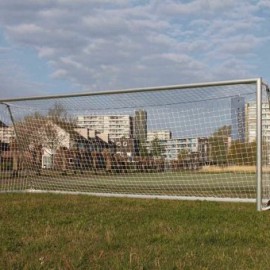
<box><xmin>245</xmin><ymin>102</ymin><xmax>256</xmax><ymax>143</ymax></box>
<box><xmin>134</xmin><ymin>110</ymin><xmax>147</xmax><ymax>142</ymax></box>
<box><xmin>245</xmin><ymin>102</ymin><xmax>270</xmax><ymax>143</ymax></box>
<box><xmin>231</xmin><ymin>96</ymin><xmax>245</xmax><ymax>141</ymax></box>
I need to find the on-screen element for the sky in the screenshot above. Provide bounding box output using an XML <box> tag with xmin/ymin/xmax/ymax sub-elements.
<box><xmin>0</xmin><ymin>0</ymin><xmax>269</xmax><ymax>99</ymax></box>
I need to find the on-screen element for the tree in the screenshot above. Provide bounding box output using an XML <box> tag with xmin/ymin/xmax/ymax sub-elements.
<box><xmin>15</xmin><ymin>112</ymin><xmax>45</xmax><ymax>152</ymax></box>
<box><xmin>48</xmin><ymin>102</ymin><xmax>68</xmax><ymax>122</ymax></box>
<box><xmin>212</xmin><ymin>125</ymin><xmax>231</xmax><ymax>137</ymax></box>
<box><xmin>138</xmin><ymin>140</ymin><xmax>149</xmax><ymax>157</ymax></box>
<box><xmin>40</xmin><ymin>121</ymin><xmax>68</xmax><ymax>169</ymax></box>
<box><xmin>209</xmin><ymin>136</ymin><xmax>228</xmax><ymax>165</ymax></box>
<box><xmin>228</xmin><ymin>140</ymin><xmax>257</xmax><ymax>165</ymax></box>
<box><xmin>209</xmin><ymin>125</ymin><xmax>231</xmax><ymax>165</ymax></box>
<box><xmin>14</xmin><ymin>104</ymin><xmax>73</xmax><ymax>171</ymax></box>
<box><xmin>178</xmin><ymin>149</ymin><xmax>189</xmax><ymax>162</ymax></box>
<box><xmin>150</xmin><ymin>138</ymin><xmax>165</xmax><ymax>158</ymax></box>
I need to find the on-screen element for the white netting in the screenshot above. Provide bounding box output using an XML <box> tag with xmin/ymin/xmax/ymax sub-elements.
<box><xmin>0</xmin><ymin>80</ymin><xmax>269</xmax><ymax>207</ymax></box>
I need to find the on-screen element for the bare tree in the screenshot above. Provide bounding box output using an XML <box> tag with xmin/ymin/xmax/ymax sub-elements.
<box><xmin>48</xmin><ymin>102</ymin><xmax>75</xmax><ymax>124</ymax></box>
<box><xmin>39</xmin><ymin>121</ymin><xmax>68</xmax><ymax>169</ymax></box>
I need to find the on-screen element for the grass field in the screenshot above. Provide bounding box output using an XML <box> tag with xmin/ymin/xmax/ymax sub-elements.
<box><xmin>1</xmin><ymin>171</ymin><xmax>257</xmax><ymax>199</ymax></box>
<box><xmin>1</xmin><ymin>193</ymin><xmax>270</xmax><ymax>269</ymax></box>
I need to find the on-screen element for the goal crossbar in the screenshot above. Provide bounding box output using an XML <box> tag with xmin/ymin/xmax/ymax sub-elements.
<box><xmin>0</xmin><ymin>78</ymin><xmax>260</xmax><ymax>103</ymax></box>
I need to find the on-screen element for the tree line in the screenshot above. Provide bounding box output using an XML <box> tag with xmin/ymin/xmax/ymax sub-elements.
<box><xmin>208</xmin><ymin>125</ymin><xmax>257</xmax><ymax>166</ymax></box>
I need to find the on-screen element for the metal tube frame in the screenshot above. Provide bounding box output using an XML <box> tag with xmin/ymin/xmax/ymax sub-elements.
<box><xmin>4</xmin><ymin>103</ymin><xmax>19</xmax><ymax>139</ymax></box>
<box><xmin>0</xmin><ymin>78</ymin><xmax>261</xmax><ymax>103</ymax></box>
<box><xmin>0</xmin><ymin>77</ymin><xmax>268</xmax><ymax>211</ymax></box>
<box><xmin>257</xmin><ymin>78</ymin><xmax>262</xmax><ymax>211</ymax></box>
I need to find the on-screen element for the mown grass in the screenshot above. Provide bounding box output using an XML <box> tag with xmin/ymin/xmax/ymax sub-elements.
<box><xmin>1</xmin><ymin>171</ymin><xmax>257</xmax><ymax>199</ymax></box>
<box><xmin>1</xmin><ymin>193</ymin><xmax>270</xmax><ymax>269</ymax></box>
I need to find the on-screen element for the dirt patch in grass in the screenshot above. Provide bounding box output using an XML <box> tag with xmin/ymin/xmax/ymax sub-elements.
<box><xmin>201</xmin><ymin>165</ymin><xmax>257</xmax><ymax>173</ymax></box>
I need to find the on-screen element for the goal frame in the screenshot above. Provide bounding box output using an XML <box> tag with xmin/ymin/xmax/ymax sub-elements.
<box><xmin>0</xmin><ymin>78</ymin><xmax>268</xmax><ymax>211</ymax></box>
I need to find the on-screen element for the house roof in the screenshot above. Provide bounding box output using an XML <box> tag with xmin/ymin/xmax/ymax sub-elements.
<box><xmin>1</xmin><ymin>150</ymin><xmax>32</xmax><ymax>159</ymax></box>
<box><xmin>53</xmin><ymin>120</ymin><xmax>112</xmax><ymax>146</ymax></box>
<box><xmin>0</xmin><ymin>120</ymin><xmax>8</xmax><ymax>128</ymax></box>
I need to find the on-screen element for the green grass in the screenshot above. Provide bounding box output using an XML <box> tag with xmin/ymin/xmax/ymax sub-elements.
<box><xmin>1</xmin><ymin>171</ymin><xmax>257</xmax><ymax>198</ymax></box>
<box><xmin>1</xmin><ymin>193</ymin><xmax>270</xmax><ymax>269</ymax></box>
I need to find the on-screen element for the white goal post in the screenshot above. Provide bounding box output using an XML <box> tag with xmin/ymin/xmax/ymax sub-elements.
<box><xmin>0</xmin><ymin>78</ymin><xmax>269</xmax><ymax>211</ymax></box>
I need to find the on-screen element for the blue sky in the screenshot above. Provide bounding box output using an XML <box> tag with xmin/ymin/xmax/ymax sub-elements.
<box><xmin>0</xmin><ymin>0</ymin><xmax>269</xmax><ymax>99</ymax></box>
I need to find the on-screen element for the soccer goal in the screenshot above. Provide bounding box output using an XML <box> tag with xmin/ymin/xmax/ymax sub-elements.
<box><xmin>0</xmin><ymin>78</ymin><xmax>269</xmax><ymax>211</ymax></box>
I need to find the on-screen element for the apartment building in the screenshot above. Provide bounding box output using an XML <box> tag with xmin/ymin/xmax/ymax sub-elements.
<box><xmin>77</xmin><ymin>114</ymin><xmax>133</xmax><ymax>141</ymax></box>
<box><xmin>160</xmin><ymin>137</ymin><xmax>203</xmax><ymax>160</ymax></box>
<box><xmin>145</xmin><ymin>137</ymin><xmax>209</xmax><ymax>161</ymax></box>
<box><xmin>0</xmin><ymin>121</ymin><xmax>15</xmax><ymax>144</ymax></box>
<box><xmin>147</xmin><ymin>130</ymin><xmax>172</xmax><ymax>141</ymax></box>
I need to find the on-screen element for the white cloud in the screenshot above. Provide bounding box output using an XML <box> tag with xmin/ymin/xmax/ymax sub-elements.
<box><xmin>37</xmin><ymin>47</ymin><xmax>56</xmax><ymax>58</ymax></box>
<box><xmin>0</xmin><ymin>0</ymin><xmax>268</xmax><ymax>97</ymax></box>
<box><xmin>158</xmin><ymin>0</ymin><xmax>236</xmax><ymax>16</ymax></box>
<box><xmin>212</xmin><ymin>58</ymin><xmax>255</xmax><ymax>80</ymax></box>
<box><xmin>258</xmin><ymin>0</ymin><xmax>270</xmax><ymax>9</ymax></box>
<box><xmin>51</xmin><ymin>68</ymin><xmax>67</xmax><ymax>78</ymax></box>
<box><xmin>7</xmin><ymin>23</ymin><xmax>43</xmax><ymax>34</ymax></box>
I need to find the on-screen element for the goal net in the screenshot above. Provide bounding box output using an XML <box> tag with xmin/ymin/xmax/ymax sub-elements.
<box><xmin>0</xmin><ymin>78</ymin><xmax>269</xmax><ymax>210</ymax></box>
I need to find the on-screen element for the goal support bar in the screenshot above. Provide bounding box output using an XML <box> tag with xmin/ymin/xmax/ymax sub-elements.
<box><xmin>257</xmin><ymin>78</ymin><xmax>262</xmax><ymax>211</ymax></box>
